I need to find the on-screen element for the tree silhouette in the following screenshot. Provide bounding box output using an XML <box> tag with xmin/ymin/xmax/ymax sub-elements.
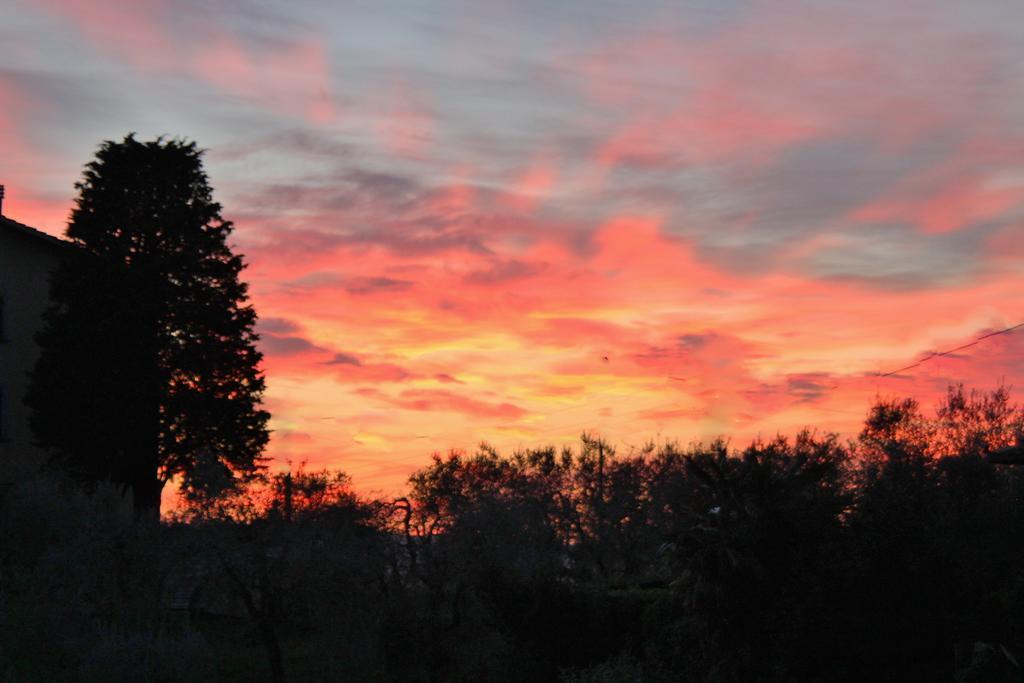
<box><xmin>26</xmin><ymin>135</ymin><xmax>269</xmax><ymax>517</ymax></box>
<box><xmin>7</xmin><ymin>384</ymin><xmax>1024</xmax><ymax>680</ymax></box>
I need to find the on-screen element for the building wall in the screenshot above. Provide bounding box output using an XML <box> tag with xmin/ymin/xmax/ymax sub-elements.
<box><xmin>0</xmin><ymin>220</ymin><xmax>65</xmax><ymax>485</ymax></box>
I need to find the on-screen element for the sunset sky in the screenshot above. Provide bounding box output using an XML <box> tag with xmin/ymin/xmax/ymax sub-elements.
<box><xmin>4</xmin><ymin>0</ymin><xmax>1024</xmax><ymax>496</ymax></box>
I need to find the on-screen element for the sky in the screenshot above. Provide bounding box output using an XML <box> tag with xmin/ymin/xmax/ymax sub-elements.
<box><xmin>3</xmin><ymin>0</ymin><xmax>1024</xmax><ymax>497</ymax></box>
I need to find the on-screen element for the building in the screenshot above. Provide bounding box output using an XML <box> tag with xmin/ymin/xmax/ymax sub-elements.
<box><xmin>0</xmin><ymin>186</ymin><xmax>69</xmax><ymax>487</ymax></box>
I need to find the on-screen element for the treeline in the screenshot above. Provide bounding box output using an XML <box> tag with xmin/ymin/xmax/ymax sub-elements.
<box><xmin>4</xmin><ymin>384</ymin><xmax>1024</xmax><ymax>681</ymax></box>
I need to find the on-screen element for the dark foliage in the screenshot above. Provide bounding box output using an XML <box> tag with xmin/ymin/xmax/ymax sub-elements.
<box><xmin>5</xmin><ymin>385</ymin><xmax>1024</xmax><ymax>681</ymax></box>
<box><xmin>25</xmin><ymin>135</ymin><xmax>269</xmax><ymax>516</ymax></box>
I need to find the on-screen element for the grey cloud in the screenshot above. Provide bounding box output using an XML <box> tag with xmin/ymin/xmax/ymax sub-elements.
<box><xmin>227</xmin><ymin>165</ymin><xmax>507</xmax><ymax>256</ymax></box>
<box><xmin>750</xmin><ymin>135</ymin><xmax>945</xmax><ymax>229</ymax></box>
<box><xmin>678</xmin><ymin>334</ymin><xmax>713</xmax><ymax>350</ymax></box>
<box><xmin>801</xmin><ymin>221</ymin><xmax>997</xmax><ymax>290</ymax></box>
<box><xmin>325</xmin><ymin>352</ymin><xmax>363</xmax><ymax>366</ymax></box>
<box><xmin>672</xmin><ymin>133</ymin><xmax>955</xmax><ymax>262</ymax></box>
<box><xmin>213</xmin><ymin>129</ymin><xmax>353</xmax><ymax>162</ymax></box>
<box><xmin>261</xmin><ymin>334</ymin><xmax>318</xmax><ymax>355</ymax></box>
<box><xmin>345</xmin><ymin>276</ymin><xmax>413</xmax><ymax>295</ymax></box>
<box><xmin>463</xmin><ymin>259</ymin><xmax>547</xmax><ymax>284</ymax></box>
<box><xmin>258</xmin><ymin>317</ymin><xmax>302</xmax><ymax>334</ymax></box>
<box><xmin>342</xmin><ymin>169</ymin><xmax>421</xmax><ymax>204</ymax></box>
<box><xmin>786</xmin><ymin>375</ymin><xmax>830</xmax><ymax>402</ymax></box>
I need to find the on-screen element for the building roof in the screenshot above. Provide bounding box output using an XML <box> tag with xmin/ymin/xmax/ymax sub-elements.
<box><xmin>0</xmin><ymin>214</ymin><xmax>70</xmax><ymax>250</ymax></box>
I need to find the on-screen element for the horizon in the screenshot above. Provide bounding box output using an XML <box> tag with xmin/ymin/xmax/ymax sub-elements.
<box><xmin>4</xmin><ymin>0</ymin><xmax>1024</xmax><ymax>498</ymax></box>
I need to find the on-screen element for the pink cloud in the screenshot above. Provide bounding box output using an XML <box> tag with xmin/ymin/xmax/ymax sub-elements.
<box><xmin>0</xmin><ymin>79</ymin><xmax>69</xmax><ymax>232</ymax></box>
<box><xmin>33</xmin><ymin>0</ymin><xmax>336</xmax><ymax>125</ymax></box>
<box><xmin>356</xmin><ymin>387</ymin><xmax>525</xmax><ymax>420</ymax></box>
<box><xmin>852</xmin><ymin>137</ymin><xmax>1024</xmax><ymax>234</ymax></box>
<box><xmin>393</xmin><ymin>389</ymin><xmax>526</xmax><ymax>419</ymax></box>
<box><xmin>192</xmin><ymin>29</ymin><xmax>337</xmax><ymax>124</ymax></box>
<box><xmin>566</xmin><ymin>0</ymin><xmax>1012</xmax><ymax>177</ymax></box>
<box><xmin>33</xmin><ymin>0</ymin><xmax>174</xmax><ymax>70</ymax></box>
<box><xmin>371</xmin><ymin>78</ymin><xmax>435</xmax><ymax>158</ymax></box>
<box><xmin>229</xmin><ymin>189</ymin><xmax>1024</xmax><ymax>493</ymax></box>
<box><xmin>11</xmin><ymin>0</ymin><xmax>1024</xmax><ymax>498</ymax></box>
<box><xmin>501</xmin><ymin>156</ymin><xmax>559</xmax><ymax>212</ymax></box>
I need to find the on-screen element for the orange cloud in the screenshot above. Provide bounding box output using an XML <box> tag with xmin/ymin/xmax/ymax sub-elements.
<box><xmin>237</xmin><ymin>199</ymin><xmax>1021</xmax><ymax>489</ymax></box>
<box><xmin>9</xmin><ymin>0</ymin><xmax>1024</xmax><ymax>498</ymax></box>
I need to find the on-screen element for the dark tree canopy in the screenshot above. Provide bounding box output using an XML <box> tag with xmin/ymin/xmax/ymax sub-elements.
<box><xmin>26</xmin><ymin>134</ymin><xmax>269</xmax><ymax>515</ymax></box>
<box><xmin>5</xmin><ymin>385</ymin><xmax>1024</xmax><ymax>680</ymax></box>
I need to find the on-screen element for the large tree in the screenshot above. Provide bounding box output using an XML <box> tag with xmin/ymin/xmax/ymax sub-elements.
<box><xmin>26</xmin><ymin>135</ymin><xmax>269</xmax><ymax>516</ymax></box>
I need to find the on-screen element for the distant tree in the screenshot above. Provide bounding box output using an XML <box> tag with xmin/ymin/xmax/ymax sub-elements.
<box><xmin>933</xmin><ymin>383</ymin><xmax>1024</xmax><ymax>459</ymax></box>
<box><xmin>843</xmin><ymin>389</ymin><xmax>1024</xmax><ymax>680</ymax></box>
<box><xmin>26</xmin><ymin>135</ymin><xmax>269</xmax><ymax>517</ymax></box>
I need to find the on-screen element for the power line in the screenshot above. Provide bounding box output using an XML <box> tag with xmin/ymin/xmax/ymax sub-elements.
<box><xmin>875</xmin><ymin>321</ymin><xmax>1024</xmax><ymax>379</ymax></box>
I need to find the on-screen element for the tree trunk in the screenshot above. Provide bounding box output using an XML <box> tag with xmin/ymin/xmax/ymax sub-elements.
<box><xmin>132</xmin><ymin>476</ymin><xmax>164</xmax><ymax>522</ymax></box>
<box><xmin>255</xmin><ymin>615</ymin><xmax>287</xmax><ymax>683</ymax></box>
